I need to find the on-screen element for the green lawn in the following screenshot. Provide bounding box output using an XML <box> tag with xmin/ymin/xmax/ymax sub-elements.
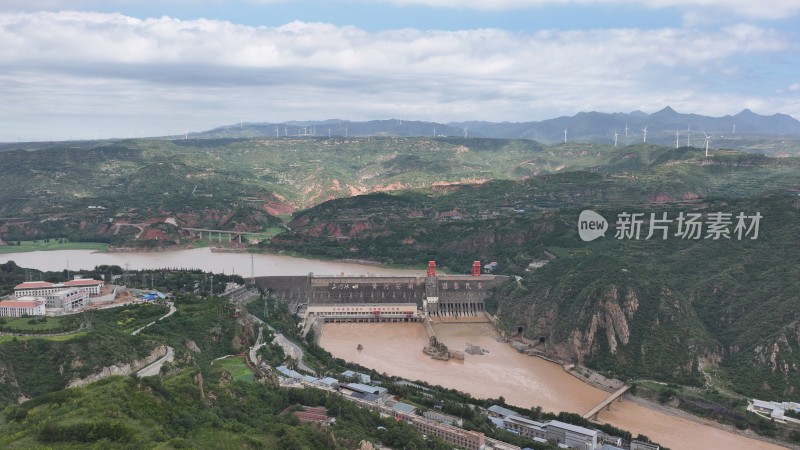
<box><xmin>191</xmin><ymin>239</ymin><xmax>211</xmax><ymax>248</ymax></box>
<box><xmin>214</xmin><ymin>355</ymin><xmax>254</xmax><ymax>382</ymax></box>
<box><xmin>0</xmin><ymin>316</ymin><xmax>67</xmax><ymax>331</ymax></box>
<box><xmin>247</xmin><ymin>226</ymin><xmax>286</xmax><ymax>242</ymax></box>
<box><xmin>0</xmin><ymin>240</ymin><xmax>109</xmax><ymax>254</ymax></box>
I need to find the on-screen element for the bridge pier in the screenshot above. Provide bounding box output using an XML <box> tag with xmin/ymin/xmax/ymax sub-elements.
<box><xmin>582</xmin><ymin>384</ymin><xmax>631</xmax><ymax>421</ymax></box>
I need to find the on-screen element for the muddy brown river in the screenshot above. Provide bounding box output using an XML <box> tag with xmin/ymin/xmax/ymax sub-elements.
<box><xmin>0</xmin><ymin>248</ymin><xmax>423</xmax><ymax>277</ymax></box>
<box><xmin>319</xmin><ymin>322</ymin><xmax>786</xmax><ymax>450</ymax></box>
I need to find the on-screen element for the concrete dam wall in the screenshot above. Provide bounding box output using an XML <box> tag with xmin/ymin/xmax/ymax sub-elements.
<box><xmin>255</xmin><ymin>273</ymin><xmax>509</xmax><ymax>318</ymax></box>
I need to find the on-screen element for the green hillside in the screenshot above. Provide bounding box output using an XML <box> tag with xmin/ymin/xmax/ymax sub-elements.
<box><xmin>0</xmin><ymin>137</ymin><xmax>739</xmax><ymax>247</ymax></box>
<box><xmin>270</xmin><ymin>150</ymin><xmax>800</xmax><ymax>401</ymax></box>
<box><xmin>0</xmin><ymin>353</ymin><xmax>448</xmax><ymax>450</ymax></box>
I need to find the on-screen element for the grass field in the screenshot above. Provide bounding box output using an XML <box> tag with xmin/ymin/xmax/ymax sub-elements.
<box><xmin>0</xmin><ymin>332</ymin><xmax>86</xmax><ymax>344</ymax></box>
<box><xmin>248</xmin><ymin>227</ymin><xmax>286</xmax><ymax>242</ymax></box>
<box><xmin>0</xmin><ymin>316</ymin><xmax>67</xmax><ymax>331</ymax></box>
<box><xmin>0</xmin><ymin>240</ymin><xmax>109</xmax><ymax>254</ymax></box>
<box><xmin>213</xmin><ymin>355</ymin><xmax>254</xmax><ymax>382</ymax></box>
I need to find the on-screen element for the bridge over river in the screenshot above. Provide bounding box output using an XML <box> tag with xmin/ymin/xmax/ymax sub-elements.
<box><xmin>182</xmin><ymin>227</ymin><xmax>261</xmax><ymax>243</ymax></box>
<box><xmin>582</xmin><ymin>384</ymin><xmax>632</xmax><ymax>420</ymax></box>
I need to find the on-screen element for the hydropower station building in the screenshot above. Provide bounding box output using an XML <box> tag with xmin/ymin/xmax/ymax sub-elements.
<box><xmin>255</xmin><ymin>261</ymin><xmax>508</xmax><ymax>323</ymax></box>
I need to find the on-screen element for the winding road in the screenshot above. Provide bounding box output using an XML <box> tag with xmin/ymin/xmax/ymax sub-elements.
<box><xmin>132</xmin><ymin>302</ymin><xmax>176</xmax><ymax>336</ymax></box>
<box><xmin>134</xmin><ymin>302</ymin><xmax>176</xmax><ymax>377</ymax></box>
<box><xmin>248</xmin><ymin>313</ymin><xmax>314</xmax><ymax>374</ymax></box>
<box><xmin>136</xmin><ymin>346</ymin><xmax>175</xmax><ymax>377</ymax></box>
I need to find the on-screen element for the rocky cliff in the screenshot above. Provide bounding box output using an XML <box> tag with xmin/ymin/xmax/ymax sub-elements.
<box><xmin>496</xmin><ymin>256</ymin><xmax>721</xmax><ymax>387</ymax></box>
<box><xmin>67</xmin><ymin>345</ymin><xmax>168</xmax><ymax>388</ymax></box>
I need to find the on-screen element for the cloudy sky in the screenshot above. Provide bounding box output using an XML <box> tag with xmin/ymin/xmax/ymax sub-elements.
<box><xmin>1</xmin><ymin>0</ymin><xmax>798</xmax><ymax>141</ymax></box>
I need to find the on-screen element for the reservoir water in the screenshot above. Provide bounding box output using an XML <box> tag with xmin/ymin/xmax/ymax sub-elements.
<box><xmin>1</xmin><ymin>249</ymin><xmax>787</xmax><ymax>449</ymax></box>
<box><xmin>0</xmin><ymin>248</ymin><xmax>424</xmax><ymax>277</ymax></box>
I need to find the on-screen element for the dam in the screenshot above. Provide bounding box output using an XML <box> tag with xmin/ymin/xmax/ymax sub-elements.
<box><xmin>254</xmin><ymin>261</ymin><xmax>508</xmax><ymax>323</ymax></box>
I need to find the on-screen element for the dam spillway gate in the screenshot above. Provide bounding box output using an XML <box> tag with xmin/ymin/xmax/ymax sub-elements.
<box><xmin>253</xmin><ymin>271</ymin><xmax>508</xmax><ymax>322</ymax></box>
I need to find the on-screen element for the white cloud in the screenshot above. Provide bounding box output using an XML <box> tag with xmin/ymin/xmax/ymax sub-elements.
<box><xmin>0</xmin><ymin>11</ymin><xmax>797</xmax><ymax>140</ymax></box>
<box><xmin>376</xmin><ymin>0</ymin><xmax>800</xmax><ymax>20</ymax></box>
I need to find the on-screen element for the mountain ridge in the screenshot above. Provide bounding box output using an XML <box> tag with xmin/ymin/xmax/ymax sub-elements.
<box><xmin>189</xmin><ymin>107</ymin><xmax>800</xmax><ymax>145</ymax></box>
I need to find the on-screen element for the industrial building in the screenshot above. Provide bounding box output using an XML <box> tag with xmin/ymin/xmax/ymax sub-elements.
<box><xmin>405</xmin><ymin>414</ymin><xmax>485</xmax><ymax>450</ymax></box>
<box><xmin>546</xmin><ymin>420</ymin><xmax>598</xmax><ymax>450</ymax></box>
<box><xmin>487</xmin><ymin>404</ymin><xmax>599</xmax><ymax>450</ymax></box>
<box><xmin>44</xmin><ymin>288</ymin><xmax>89</xmax><ymax>311</ymax></box>
<box><xmin>305</xmin><ymin>303</ymin><xmax>419</xmax><ymax>322</ymax></box>
<box><xmin>256</xmin><ymin>261</ymin><xmax>508</xmax><ymax>321</ymax></box>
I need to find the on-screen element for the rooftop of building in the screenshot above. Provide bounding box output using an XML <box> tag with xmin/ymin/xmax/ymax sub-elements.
<box><xmin>341</xmin><ymin>370</ymin><xmax>371</xmax><ymax>383</ymax></box>
<box><xmin>505</xmin><ymin>415</ymin><xmax>546</xmax><ymax>428</ymax></box>
<box><xmin>345</xmin><ymin>382</ymin><xmax>387</xmax><ymax>395</ymax></box>
<box><xmin>600</xmin><ymin>445</ymin><xmax>626</xmax><ymax>450</ymax></box>
<box><xmin>390</xmin><ymin>402</ymin><xmax>417</xmax><ymax>414</ymax></box>
<box><xmin>546</xmin><ymin>420</ymin><xmax>598</xmax><ymax>437</ymax></box>
<box><xmin>489</xmin><ymin>417</ymin><xmax>505</xmax><ymax>428</ymax></box>
<box><xmin>753</xmin><ymin>399</ymin><xmax>780</xmax><ymax>410</ymax></box>
<box><xmin>15</xmin><ymin>279</ymin><xmax>104</xmax><ymax>290</ymax></box>
<box><xmin>63</xmin><ymin>279</ymin><xmax>104</xmax><ymax>286</ymax></box>
<box><xmin>276</xmin><ymin>365</ymin><xmax>304</xmax><ymax>379</ymax></box>
<box><xmin>350</xmin><ymin>392</ymin><xmax>382</xmax><ymax>403</ymax></box>
<box><xmin>0</xmin><ymin>299</ymin><xmax>45</xmax><ymax>307</ymax></box>
<box><xmin>14</xmin><ymin>281</ymin><xmax>54</xmax><ymax>289</ymax></box>
<box><xmin>487</xmin><ymin>405</ymin><xmax>518</xmax><ymax>418</ymax></box>
<box><xmin>315</xmin><ymin>377</ymin><xmax>339</xmax><ymax>386</ymax></box>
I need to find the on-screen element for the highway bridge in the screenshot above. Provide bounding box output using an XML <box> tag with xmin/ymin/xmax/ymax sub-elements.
<box><xmin>182</xmin><ymin>227</ymin><xmax>261</xmax><ymax>243</ymax></box>
<box><xmin>583</xmin><ymin>384</ymin><xmax>632</xmax><ymax>420</ymax></box>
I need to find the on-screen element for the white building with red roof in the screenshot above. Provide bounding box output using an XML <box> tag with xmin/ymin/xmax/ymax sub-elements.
<box><xmin>12</xmin><ymin>278</ymin><xmax>103</xmax><ymax>314</ymax></box>
<box><xmin>0</xmin><ymin>298</ymin><xmax>46</xmax><ymax>317</ymax></box>
<box><xmin>62</xmin><ymin>278</ymin><xmax>104</xmax><ymax>295</ymax></box>
<box><xmin>14</xmin><ymin>278</ymin><xmax>104</xmax><ymax>298</ymax></box>
<box><xmin>13</xmin><ymin>281</ymin><xmax>57</xmax><ymax>298</ymax></box>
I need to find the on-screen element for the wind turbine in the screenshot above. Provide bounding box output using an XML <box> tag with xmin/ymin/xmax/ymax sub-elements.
<box><xmin>563</xmin><ymin>128</ymin><xmax>568</xmax><ymax>144</ymax></box>
<box><xmin>641</xmin><ymin>125</ymin><xmax>648</xmax><ymax>143</ymax></box>
<box><xmin>613</xmin><ymin>129</ymin><xmax>618</xmax><ymax>147</ymax></box>
<box><xmin>732</xmin><ymin>123</ymin><xmax>736</xmax><ymax>135</ymax></box>
<box><xmin>624</xmin><ymin>124</ymin><xmax>630</xmax><ymax>137</ymax></box>
<box><xmin>686</xmin><ymin>126</ymin><xmax>692</xmax><ymax>147</ymax></box>
<box><xmin>463</xmin><ymin>127</ymin><xmax>468</xmax><ymax>138</ymax></box>
<box><xmin>675</xmin><ymin>127</ymin><xmax>680</xmax><ymax>148</ymax></box>
<box><xmin>703</xmin><ymin>131</ymin><xmax>712</xmax><ymax>157</ymax></box>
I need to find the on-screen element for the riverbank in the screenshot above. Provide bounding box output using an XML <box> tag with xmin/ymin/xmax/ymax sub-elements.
<box><xmin>0</xmin><ymin>247</ymin><xmax>425</xmax><ymax>277</ymax></box>
<box><xmin>319</xmin><ymin>321</ymin><xmax>788</xmax><ymax>450</ymax></box>
<box><xmin>0</xmin><ymin>240</ymin><xmax>108</xmax><ymax>254</ymax></box>
<box><xmin>618</xmin><ymin>394</ymin><xmax>798</xmax><ymax>450</ymax></box>
<box><xmin>496</xmin><ymin>329</ymin><xmax>797</xmax><ymax>449</ymax></box>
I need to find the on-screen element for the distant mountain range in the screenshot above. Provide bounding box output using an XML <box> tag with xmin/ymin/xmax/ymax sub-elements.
<box><xmin>197</xmin><ymin>107</ymin><xmax>800</xmax><ymax>145</ymax></box>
